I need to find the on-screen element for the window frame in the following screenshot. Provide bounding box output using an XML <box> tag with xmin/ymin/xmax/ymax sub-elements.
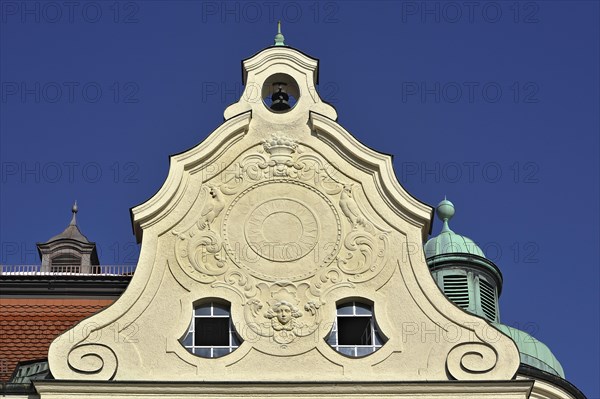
<box><xmin>181</xmin><ymin>301</ymin><xmax>241</xmax><ymax>358</ymax></box>
<box><xmin>326</xmin><ymin>301</ymin><xmax>385</xmax><ymax>357</ymax></box>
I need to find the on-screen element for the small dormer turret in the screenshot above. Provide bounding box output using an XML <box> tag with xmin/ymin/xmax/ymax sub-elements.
<box><xmin>37</xmin><ymin>202</ymin><xmax>99</xmax><ymax>273</ymax></box>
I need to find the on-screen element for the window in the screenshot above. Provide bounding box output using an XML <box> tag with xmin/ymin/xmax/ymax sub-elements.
<box><xmin>181</xmin><ymin>301</ymin><xmax>241</xmax><ymax>358</ymax></box>
<box><xmin>50</xmin><ymin>253</ymin><xmax>81</xmax><ymax>273</ymax></box>
<box><xmin>326</xmin><ymin>301</ymin><xmax>385</xmax><ymax>357</ymax></box>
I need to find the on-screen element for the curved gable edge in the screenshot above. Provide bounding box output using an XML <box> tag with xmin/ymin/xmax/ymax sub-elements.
<box><xmin>130</xmin><ymin>111</ymin><xmax>252</xmax><ymax>243</ymax></box>
<box><xmin>309</xmin><ymin>111</ymin><xmax>433</xmax><ymax>241</ymax></box>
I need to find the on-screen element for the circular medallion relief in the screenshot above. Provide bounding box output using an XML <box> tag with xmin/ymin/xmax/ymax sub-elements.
<box><xmin>245</xmin><ymin>199</ymin><xmax>319</xmax><ymax>262</ymax></box>
<box><xmin>223</xmin><ymin>180</ymin><xmax>341</xmax><ymax>281</ymax></box>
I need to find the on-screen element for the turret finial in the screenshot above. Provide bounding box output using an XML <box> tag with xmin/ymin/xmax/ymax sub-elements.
<box><xmin>436</xmin><ymin>197</ymin><xmax>455</xmax><ymax>232</ymax></box>
<box><xmin>70</xmin><ymin>200</ymin><xmax>78</xmax><ymax>226</ymax></box>
<box><xmin>274</xmin><ymin>21</ymin><xmax>285</xmax><ymax>46</ymax></box>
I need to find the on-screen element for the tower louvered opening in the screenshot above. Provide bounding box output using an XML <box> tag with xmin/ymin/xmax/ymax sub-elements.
<box><xmin>442</xmin><ymin>274</ymin><xmax>469</xmax><ymax>309</ymax></box>
<box><xmin>479</xmin><ymin>278</ymin><xmax>497</xmax><ymax>321</ymax></box>
<box><xmin>479</xmin><ymin>279</ymin><xmax>496</xmax><ymax>321</ymax></box>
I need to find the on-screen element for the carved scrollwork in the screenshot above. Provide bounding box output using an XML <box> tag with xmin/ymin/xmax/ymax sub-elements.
<box><xmin>219</xmin><ymin>154</ymin><xmax>267</xmax><ymax>195</ymax></box>
<box><xmin>170</xmin><ymin>138</ymin><xmax>396</xmax><ymax>357</ymax></box>
<box><xmin>216</xmin><ymin>139</ymin><xmax>345</xmax><ymax>195</ymax></box>
<box><xmin>446</xmin><ymin>342</ymin><xmax>499</xmax><ymax>380</ymax></box>
<box><xmin>212</xmin><ymin>269</ymin><xmax>258</xmax><ymax>300</ymax></box>
<box><xmin>174</xmin><ymin>222</ymin><xmax>227</xmax><ymax>283</ymax></box>
<box><xmin>309</xmin><ymin>267</ymin><xmax>354</xmax><ymax>300</ymax></box>
<box><xmin>295</xmin><ymin>154</ymin><xmax>343</xmax><ymax>195</ymax></box>
<box><xmin>172</xmin><ymin>184</ymin><xmax>230</xmax><ymax>283</ymax></box>
<box><xmin>67</xmin><ymin>343</ymin><xmax>118</xmax><ymax>380</ymax></box>
<box><xmin>336</xmin><ymin>231</ymin><xmax>390</xmax><ymax>282</ymax></box>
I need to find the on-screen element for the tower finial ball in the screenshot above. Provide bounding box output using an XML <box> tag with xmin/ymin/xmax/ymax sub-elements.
<box><xmin>436</xmin><ymin>198</ymin><xmax>455</xmax><ymax>221</ymax></box>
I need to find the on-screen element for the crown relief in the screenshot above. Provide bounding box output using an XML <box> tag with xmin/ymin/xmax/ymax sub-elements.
<box><xmin>258</xmin><ymin>133</ymin><xmax>303</xmax><ymax>177</ymax></box>
<box><xmin>262</xmin><ymin>134</ymin><xmax>298</xmax><ymax>158</ymax></box>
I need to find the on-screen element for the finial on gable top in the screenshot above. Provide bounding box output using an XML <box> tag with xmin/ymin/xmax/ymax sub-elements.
<box><xmin>70</xmin><ymin>200</ymin><xmax>78</xmax><ymax>226</ymax></box>
<box><xmin>274</xmin><ymin>20</ymin><xmax>285</xmax><ymax>46</ymax></box>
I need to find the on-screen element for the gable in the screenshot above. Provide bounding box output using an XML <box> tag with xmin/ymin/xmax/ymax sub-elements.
<box><xmin>47</xmin><ymin>46</ymin><xmax>520</xmax><ymax>383</ymax></box>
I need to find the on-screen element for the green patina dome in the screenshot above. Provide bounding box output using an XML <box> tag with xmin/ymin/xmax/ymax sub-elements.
<box><xmin>425</xmin><ymin>197</ymin><xmax>566</xmax><ymax>381</ymax></box>
<box><xmin>493</xmin><ymin>322</ymin><xmax>565</xmax><ymax>378</ymax></box>
<box><xmin>424</xmin><ymin>198</ymin><xmax>485</xmax><ymax>258</ymax></box>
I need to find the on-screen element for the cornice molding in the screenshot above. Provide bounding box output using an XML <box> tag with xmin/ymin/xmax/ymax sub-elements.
<box><xmin>35</xmin><ymin>380</ymin><xmax>534</xmax><ymax>398</ymax></box>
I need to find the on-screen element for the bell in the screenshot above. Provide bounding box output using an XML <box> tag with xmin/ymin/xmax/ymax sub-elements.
<box><xmin>270</xmin><ymin>82</ymin><xmax>290</xmax><ymax>111</ymax></box>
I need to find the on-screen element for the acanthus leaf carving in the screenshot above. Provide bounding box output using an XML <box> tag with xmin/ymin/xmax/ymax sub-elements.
<box><xmin>309</xmin><ymin>267</ymin><xmax>354</xmax><ymax>301</ymax></box>
<box><xmin>212</xmin><ymin>269</ymin><xmax>258</xmax><ymax>300</ymax></box>
<box><xmin>294</xmin><ymin>154</ymin><xmax>343</xmax><ymax>196</ymax></box>
<box><xmin>336</xmin><ymin>231</ymin><xmax>390</xmax><ymax>282</ymax></box>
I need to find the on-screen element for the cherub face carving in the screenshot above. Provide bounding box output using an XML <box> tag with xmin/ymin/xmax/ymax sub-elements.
<box><xmin>265</xmin><ymin>300</ymin><xmax>302</xmax><ymax>331</ymax></box>
<box><xmin>276</xmin><ymin>304</ymin><xmax>292</xmax><ymax>324</ymax></box>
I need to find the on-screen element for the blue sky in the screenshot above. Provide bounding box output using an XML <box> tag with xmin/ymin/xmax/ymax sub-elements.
<box><xmin>1</xmin><ymin>1</ymin><xmax>598</xmax><ymax>396</ymax></box>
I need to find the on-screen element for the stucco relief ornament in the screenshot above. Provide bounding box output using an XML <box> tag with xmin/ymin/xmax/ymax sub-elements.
<box><xmin>244</xmin><ymin>282</ymin><xmax>321</xmax><ymax>346</ymax></box>
<box><xmin>197</xmin><ymin>185</ymin><xmax>225</xmax><ymax>230</ymax></box>
<box><xmin>217</xmin><ymin>137</ymin><xmax>343</xmax><ymax>197</ymax></box>
<box><xmin>173</xmin><ymin>185</ymin><xmax>228</xmax><ymax>283</ymax></box>
<box><xmin>223</xmin><ymin>178</ymin><xmax>342</xmax><ymax>282</ymax></box>
<box><xmin>262</xmin><ymin>133</ymin><xmax>297</xmax><ymax>161</ymax></box>
<box><xmin>67</xmin><ymin>343</ymin><xmax>118</xmax><ymax>380</ymax></box>
<box><xmin>265</xmin><ymin>300</ymin><xmax>302</xmax><ymax>332</ymax></box>
<box><xmin>260</xmin><ymin>133</ymin><xmax>303</xmax><ymax>176</ymax></box>
<box><xmin>294</xmin><ymin>154</ymin><xmax>343</xmax><ymax>195</ymax></box>
<box><xmin>339</xmin><ymin>184</ymin><xmax>366</xmax><ymax>229</ymax></box>
<box><xmin>334</xmin><ymin>183</ymin><xmax>392</xmax><ymax>281</ymax></box>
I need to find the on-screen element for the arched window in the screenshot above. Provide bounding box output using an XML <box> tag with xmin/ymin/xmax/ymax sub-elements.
<box><xmin>326</xmin><ymin>301</ymin><xmax>386</xmax><ymax>357</ymax></box>
<box><xmin>181</xmin><ymin>301</ymin><xmax>242</xmax><ymax>358</ymax></box>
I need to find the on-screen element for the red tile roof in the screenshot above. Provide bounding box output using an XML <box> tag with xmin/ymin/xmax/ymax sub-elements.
<box><xmin>0</xmin><ymin>298</ymin><xmax>114</xmax><ymax>382</ymax></box>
